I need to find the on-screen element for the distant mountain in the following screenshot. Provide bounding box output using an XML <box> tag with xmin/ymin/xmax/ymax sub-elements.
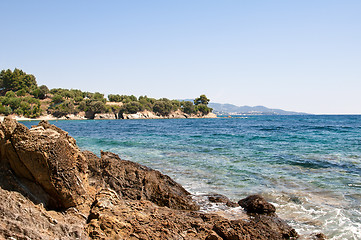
<box><xmin>208</xmin><ymin>103</ymin><xmax>309</xmax><ymax>115</ymax></box>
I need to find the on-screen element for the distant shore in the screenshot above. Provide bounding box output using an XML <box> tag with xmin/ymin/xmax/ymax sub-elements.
<box><xmin>0</xmin><ymin>111</ymin><xmax>217</xmax><ymax>122</ymax></box>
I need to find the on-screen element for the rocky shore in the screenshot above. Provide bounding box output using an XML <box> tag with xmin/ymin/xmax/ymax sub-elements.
<box><xmin>0</xmin><ymin>118</ymin><xmax>324</xmax><ymax>239</ymax></box>
<box><xmin>0</xmin><ymin>110</ymin><xmax>217</xmax><ymax>121</ymax></box>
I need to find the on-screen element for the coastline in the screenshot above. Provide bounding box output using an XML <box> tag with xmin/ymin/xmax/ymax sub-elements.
<box><xmin>0</xmin><ymin>118</ymin><xmax>306</xmax><ymax>239</ymax></box>
<box><xmin>0</xmin><ymin>111</ymin><xmax>218</xmax><ymax>122</ymax></box>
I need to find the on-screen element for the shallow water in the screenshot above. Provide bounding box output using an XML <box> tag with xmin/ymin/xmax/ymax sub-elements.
<box><xmin>23</xmin><ymin>115</ymin><xmax>361</xmax><ymax>239</ymax></box>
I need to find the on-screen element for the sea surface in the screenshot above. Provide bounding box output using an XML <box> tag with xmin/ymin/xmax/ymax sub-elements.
<box><xmin>23</xmin><ymin>115</ymin><xmax>361</xmax><ymax>239</ymax></box>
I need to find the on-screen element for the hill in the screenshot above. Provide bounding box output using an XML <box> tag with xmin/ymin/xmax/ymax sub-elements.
<box><xmin>209</xmin><ymin>103</ymin><xmax>309</xmax><ymax>115</ymax></box>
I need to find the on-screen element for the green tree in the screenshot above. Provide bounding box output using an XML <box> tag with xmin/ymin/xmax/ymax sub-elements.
<box><xmin>194</xmin><ymin>94</ymin><xmax>210</xmax><ymax>106</ymax></box>
<box><xmin>52</xmin><ymin>94</ymin><xmax>64</xmax><ymax>104</ymax></box>
<box><xmin>120</xmin><ymin>101</ymin><xmax>144</xmax><ymax>114</ymax></box>
<box><xmin>153</xmin><ymin>100</ymin><xmax>173</xmax><ymax>116</ymax></box>
<box><xmin>196</xmin><ymin>104</ymin><xmax>212</xmax><ymax>115</ymax></box>
<box><xmin>0</xmin><ymin>68</ymin><xmax>37</xmax><ymax>94</ymax></box>
<box><xmin>108</xmin><ymin>94</ymin><xmax>122</xmax><ymax>102</ymax></box>
<box><xmin>181</xmin><ymin>101</ymin><xmax>196</xmax><ymax>114</ymax></box>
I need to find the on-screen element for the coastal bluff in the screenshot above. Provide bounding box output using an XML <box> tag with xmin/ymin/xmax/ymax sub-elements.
<box><xmin>0</xmin><ymin>118</ymin><xmax>302</xmax><ymax>239</ymax></box>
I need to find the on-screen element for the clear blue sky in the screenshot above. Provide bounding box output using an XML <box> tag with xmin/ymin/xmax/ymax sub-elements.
<box><xmin>1</xmin><ymin>1</ymin><xmax>360</xmax><ymax>114</ymax></box>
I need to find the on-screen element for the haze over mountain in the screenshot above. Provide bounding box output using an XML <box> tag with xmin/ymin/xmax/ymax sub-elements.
<box><xmin>208</xmin><ymin>103</ymin><xmax>309</xmax><ymax>115</ymax></box>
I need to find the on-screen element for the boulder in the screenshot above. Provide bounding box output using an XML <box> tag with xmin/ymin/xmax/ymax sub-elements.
<box><xmin>85</xmin><ymin>151</ymin><xmax>199</xmax><ymax>211</ymax></box>
<box><xmin>238</xmin><ymin>195</ymin><xmax>276</xmax><ymax>214</ymax></box>
<box><xmin>86</xmin><ymin>189</ymin><xmax>298</xmax><ymax>240</ymax></box>
<box><xmin>0</xmin><ymin>118</ymin><xmax>89</xmax><ymax>210</ymax></box>
<box><xmin>206</xmin><ymin>193</ymin><xmax>239</xmax><ymax>207</ymax></box>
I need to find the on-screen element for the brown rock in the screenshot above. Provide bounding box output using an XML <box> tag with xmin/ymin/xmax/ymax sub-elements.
<box><xmin>86</xmin><ymin>189</ymin><xmax>298</xmax><ymax>240</ymax></box>
<box><xmin>0</xmin><ymin>186</ymin><xmax>88</xmax><ymax>240</ymax></box>
<box><xmin>86</xmin><ymin>151</ymin><xmax>199</xmax><ymax>210</ymax></box>
<box><xmin>238</xmin><ymin>195</ymin><xmax>276</xmax><ymax>214</ymax></box>
<box><xmin>311</xmin><ymin>232</ymin><xmax>327</xmax><ymax>240</ymax></box>
<box><xmin>0</xmin><ymin>119</ymin><xmax>303</xmax><ymax>239</ymax></box>
<box><xmin>0</xmin><ymin>118</ymin><xmax>89</xmax><ymax>210</ymax></box>
<box><xmin>206</xmin><ymin>193</ymin><xmax>239</xmax><ymax>207</ymax></box>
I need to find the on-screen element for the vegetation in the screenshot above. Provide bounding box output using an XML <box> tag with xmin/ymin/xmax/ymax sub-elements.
<box><xmin>0</xmin><ymin>68</ymin><xmax>213</xmax><ymax>119</ymax></box>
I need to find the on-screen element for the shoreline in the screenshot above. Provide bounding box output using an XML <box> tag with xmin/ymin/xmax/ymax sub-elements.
<box><xmin>0</xmin><ymin>118</ymin><xmax>307</xmax><ymax>239</ymax></box>
<box><xmin>0</xmin><ymin>111</ymin><xmax>218</xmax><ymax>122</ymax></box>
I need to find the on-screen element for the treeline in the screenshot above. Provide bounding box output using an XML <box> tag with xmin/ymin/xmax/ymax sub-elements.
<box><xmin>0</xmin><ymin>68</ymin><xmax>213</xmax><ymax>119</ymax></box>
<box><xmin>110</xmin><ymin>94</ymin><xmax>212</xmax><ymax>117</ymax></box>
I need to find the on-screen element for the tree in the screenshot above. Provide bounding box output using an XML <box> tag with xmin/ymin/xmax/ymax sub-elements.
<box><xmin>52</xmin><ymin>94</ymin><xmax>64</xmax><ymax>104</ymax></box>
<box><xmin>32</xmin><ymin>85</ymin><xmax>49</xmax><ymax>99</ymax></box>
<box><xmin>108</xmin><ymin>94</ymin><xmax>122</xmax><ymax>102</ymax></box>
<box><xmin>0</xmin><ymin>68</ymin><xmax>37</xmax><ymax>94</ymax></box>
<box><xmin>181</xmin><ymin>101</ymin><xmax>196</xmax><ymax>114</ymax></box>
<box><xmin>194</xmin><ymin>94</ymin><xmax>210</xmax><ymax>106</ymax></box>
<box><xmin>120</xmin><ymin>101</ymin><xmax>144</xmax><ymax>114</ymax></box>
<box><xmin>196</xmin><ymin>104</ymin><xmax>212</xmax><ymax>115</ymax></box>
<box><xmin>153</xmin><ymin>100</ymin><xmax>173</xmax><ymax>116</ymax></box>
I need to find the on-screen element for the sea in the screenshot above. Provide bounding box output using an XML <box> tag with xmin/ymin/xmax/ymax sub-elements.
<box><xmin>22</xmin><ymin>115</ymin><xmax>361</xmax><ymax>239</ymax></box>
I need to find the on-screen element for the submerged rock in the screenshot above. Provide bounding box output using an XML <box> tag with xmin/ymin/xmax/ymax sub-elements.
<box><xmin>0</xmin><ymin>118</ymin><xmax>301</xmax><ymax>239</ymax></box>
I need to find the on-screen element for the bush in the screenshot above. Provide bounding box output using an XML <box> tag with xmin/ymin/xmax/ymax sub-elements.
<box><xmin>5</xmin><ymin>91</ymin><xmax>16</xmax><ymax>98</ymax></box>
<box><xmin>16</xmin><ymin>89</ymin><xmax>26</xmax><ymax>96</ymax></box>
<box><xmin>0</xmin><ymin>103</ymin><xmax>11</xmax><ymax>115</ymax></box>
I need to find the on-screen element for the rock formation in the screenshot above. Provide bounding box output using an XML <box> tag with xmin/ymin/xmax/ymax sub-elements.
<box><xmin>0</xmin><ymin>118</ymin><xmax>302</xmax><ymax>239</ymax></box>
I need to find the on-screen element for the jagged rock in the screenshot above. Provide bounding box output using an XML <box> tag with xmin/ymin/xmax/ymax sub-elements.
<box><xmin>86</xmin><ymin>189</ymin><xmax>216</xmax><ymax>239</ymax></box>
<box><xmin>0</xmin><ymin>185</ymin><xmax>88</xmax><ymax>240</ymax></box>
<box><xmin>211</xmin><ymin>214</ymin><xmax>298</xmax><ymax>240</ymax></box>
<box><xmin>85</xmin><ymin>150</ymin><xmax>199</xmax><ymax>211</ymax></box>
<box><xmin>0</xmin><ymin>119</ymin><xmax>303</xmax><ymax>239</ymax></box>
<box><xmin>0</xmin><ymin>118</ymin><xmax>89</xmax><ymax>210</ymax></box>
<box><xmin>206</xmin><ymin>193</ymin><xmax>239</xmax><ymax>207</ymax></box>
<box><xmin>86</xmin><ymin>189</ymin><xmax>298</xmax><ymax>240</ymax></box>
<box><xmin>238</xmin><ymin>195</ymin><xmax>276</xmax><ymax>214</ymax></box>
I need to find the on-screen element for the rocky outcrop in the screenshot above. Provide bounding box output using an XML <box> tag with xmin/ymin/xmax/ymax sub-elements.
<box><xmin>238</xmin><ymin>195</ymin><xmax>276</xmax><ymax>214</ymax></box>
<box><xmin>94</xmin><ymin>113</ymin><xmax>117</xmax><ymax>120</ymax></box>
<box><xmin>84</xmin><ymin>150</ymin><xmax>199</xmax><ymax>210</ymax></box>
<box><xmin>0</xmin><ymin>118</ymin><xmax>301</xmax><ymax>239</ymax></box>
<box><xmin>120</xmin><ymin>110</ymin><xmax>217</xmax><ymax>119</ymax></box>
<box><xmin>86</xmin><ymin>189</ymin><xmax>298</xmax><ymax>240</ymax></box>
<box><xmin>0</xmin><ymin>118</ymin><xmax>90</xmax><ymax>210</ymax></box>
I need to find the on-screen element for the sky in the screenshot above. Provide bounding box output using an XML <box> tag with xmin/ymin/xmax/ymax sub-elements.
<box><xmin>1</xmin><ymin>1</ymin><xmax>360</xmax><ymax>114</ymax></box>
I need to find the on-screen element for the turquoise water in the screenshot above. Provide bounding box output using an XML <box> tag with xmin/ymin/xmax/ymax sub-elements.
<box><xmin>23</xmin><ymin>115</ymin><xmax>361</xmax><ymax>239</ymax></box>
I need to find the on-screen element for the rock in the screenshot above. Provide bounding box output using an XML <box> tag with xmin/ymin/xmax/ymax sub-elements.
<box><xmin>311</xmin><ymin>232</ymin><xmax>327</xmax><ymax>240</ymax></box>
<box><xmin>0</xmin><ymin>185</ymin><xmax>88</xmax><ymax>240</ymax></box>
<box><xmin>238</xmin><ymin>194</ymin><xmax>276</xmax><ymax>214</ymax></box>
<box><xmin>206</xmin><ymin>193</ymin><xmax>239</xmax><ymax>207</ymax></box>
<box><xmin>94</xmin><ymin>113</ymin><xmax>117</xmax><ymax>119</ymax></box>
<box><xmin>86</xmin><ymin>189</ymin><xmax>214</xmax><ymax>239</ymax></box>
<box><xmin>85</xmin><ymin>151</ymin><xmax>199</xmax><ymax>210</ymax></box>
<box><xmin>0</xmin><ymin>119</ymin><xmax>304</xmax><ymax>239</ymax></box>
<box><xmin>212</xmin><ymin>214</ymin><xmax>298</xmax><ymax>240</ymax></box>
<box><xmin>86</xmin><ymin>189</ymin><xmax>298</xmax><ymax>240</ymax></box>
<box><xmin>0</xmin><ymin>118</ymin><xmax>90</xmax><ymax>210</ymax></box>
<box><xmin>120</xmin><ymin>109</ymin><xmax>217</xmax><ymax>120</ymax></box>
